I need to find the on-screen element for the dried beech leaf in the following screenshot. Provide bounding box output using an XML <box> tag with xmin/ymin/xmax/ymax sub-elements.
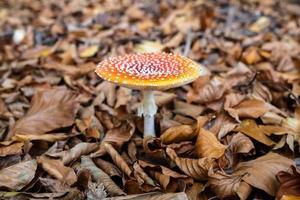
<box><xmin>237</xmin><ymin>119</ymin><xmax>275</xmax><ymax>146</ymax></box>
<box><xmin>0</xmin><ymin>160</ymin><xmax>37</xmax><ymax>190</ymax></box>
<box><xmin>226</xmin><ymin>99</ymin><xmax>269</xmax><ymax>121</ymax></box>
<box><xmin>276</xmin><ymin>166</ymin><xmax>300</xmax><ymax>199</ymax></box>
<box><xmin>166</xmin><ymin>147</ymin><xmax>216</xmax><ymax>181</ymax></box>
<box><xmin>104</xmin><ymin>192</ymin><xmax>188</xmax><ymax>200</ymax></box>
<box><xmin>48</xmin><ymin>142</ymin><xmax>98</xmax><ymax>165</ymax></box>
<box><xmin>39</xmin><ymin>177</ymin><xmax>71</xmax><ymax>193</ymax></box>
<box><xmin>154</xmin><ymin>91</ymin><xmax>176</xmax><ymax>107</ymax></box>
<box><xmin>81</xmin><ymin>156</ymin><xmax>126</xmax><ymax>196</ymax></box>
<box><xmin>102</xmin><ymin>121</ymin><xmax>135</xmax><ymax>149</ymax></box>
<box><xmin>160</xmin><ymin>125</ymin><xmax>196</xmax><ymax>144</ymax></box>
<box><xmin>234</xmin><ymin>152</ymin><xmax>295</xmax><ymax>196</ymax></box>
<box><xmin>187</xmin><ymin>77</ymin><xmax>226</xmax><ymax>104</ymax></box>
<box><xmin>12</xmin><ymin>133</ymin><xmax>68</xmax><ymax>142</ymax></box>
<box><xmin>208</xmin><ymin>171</ymin><xmax>252</xmax><ymax>199</ymax></box>
<box><xmin>0</xmin><ymin>142</ymin><xmax>24</xmax><ymax>157</ymax></box>
<box><xmin>6</xmin><ymin>88</ymin><xmax>79</xmax><ymax>140</ymax></box>
<box><xmin>173</xmin><ymin>100</ymin><xmax>204</xmax><ymax>118</ymax></box>
<box><xmin>37</xmin><ymin>156</ymin><xmax>77</xmax><ymax>186</ymax></box>
<box><xmin>185</xmin><ymin>182</ymin><xmax>205</xmax><ymax>200</ymax></box>
<box><xmin>104</xmin><ymin>142</ymin><xmax>133</xmax><ymax>177</ymax></box>
<box><xmin>115</xmin><ymin>87</ymin><xmax>132</xmax><ymax>108</ymax></box>
<box><xmin>133</xmin><ymin>162</ymin><xmax>156</xmax><ymax>186</ymax></box>
<box><xmin>195</xmin><ymin>128</ymin><xmax>226</xmax><ymax>159</ymax></box>
<box><xmin>93</xmin><ymin>158</ymin><xmax>122</xmax><ymax>179</ymax></box>
<box><xmin>229</xmin><ymin>133</ymin><xmax>255</xmax><ymax>155</ymax></box>
<box><xmin>280</xmin><ymin>195</ymin><xmax>300</xmax><ymax>200</ymax></box>
<box><xmin>79</xmin><ymin>45</ymin><xmax>99</xmax><ymax>58</ymax></box>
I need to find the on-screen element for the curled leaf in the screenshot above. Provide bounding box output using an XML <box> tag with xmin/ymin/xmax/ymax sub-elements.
<box><xmin>37</xmin><ymin>156</ymin><xmax>77</xmax><ymax>186</ymax></box>
<box><xmin>48</xmin><ymin>142</ymin><xmax>98</xmax><ymax>165</ymax></box>
<box><xmin>160</xmin><ymin>125</ymin><xmax>195</xmax><ymax>144</ymax></box>
<box><xmin>166</xmin><ymin>147</ymin><xmax>216</xmax><ymax>181</ymax></box>
<box><xmin>103</xmin><ymin>142</ymin><xmax>132</xmax><ymax>177</ymax></box>
<box><xmin>81</xmin><ymin>156</ymin><xmax>126</xmax><ymax>196</ymax></box>
<box><xmin>0</xmin><ymin>142</ymin><xmax>24</xmax><ymax>157</ymax></box>
<box><xmin>195</xmin><ymin>128</ymin><xmax>226</xmax><ymax>159</ymax></box>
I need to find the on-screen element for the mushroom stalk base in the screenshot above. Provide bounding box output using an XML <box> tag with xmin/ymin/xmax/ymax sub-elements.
<box><xmin>142</xmin><ymin>90</ymin><xmax>157</xmax><ymax>137</ymax></box>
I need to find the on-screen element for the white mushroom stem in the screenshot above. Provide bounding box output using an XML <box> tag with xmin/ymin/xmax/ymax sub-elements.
<box><xmin>142</xmin><ymin>90</ymin><xmax>157</xmax><ymax>137</ymax></box>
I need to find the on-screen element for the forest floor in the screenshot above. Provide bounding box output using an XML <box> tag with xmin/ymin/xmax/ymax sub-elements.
<box><xmin>0</xmin><ymin>0</ymin><xmax>300</xmax><ymax>199</ymax></box>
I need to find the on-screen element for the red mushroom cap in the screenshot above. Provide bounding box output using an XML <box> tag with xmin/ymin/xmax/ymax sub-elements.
<box><xmin>95</xmin><ymin>53</ymin><xmax>207</xmax><ymax>90</ymax></box>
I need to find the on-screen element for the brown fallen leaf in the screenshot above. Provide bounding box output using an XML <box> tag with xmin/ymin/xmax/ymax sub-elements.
<box><xmin>104</xmin><ymin>142</ymin><xmax>133</xmax><ymax>177</ymax></box>
<box><xmin>93</xmin><ymin>158</ymin><xmax>122</xmax><ymax>181</ymax></box>
<box><xmin>11</xmin><ymin>133</ymin><xmax>68</xmax><ymax>142</ymax></box>
<box><xmin>166</xmin><ymin>147</ymin><xmax>216</xmax><ymax>181</ymax></box>
<box><xmin>242</xmin><ymin>47</ymin><xmax>262</xmax><ymax>65</ymax></box>
<box><xmin>249</xmin><ymin>16</ymin><xmax>270</xmax><ymax>32</ymax></box>
<box><xmin>115</xmin><ymin>87</ymin><xmax>132</xmax><ymax>108</ymax></box>
<box><xmin>47</xmin><ymin>142</ymin><xmax>98</xmax><ymax>165</ymax></box>
<box><xmin>0</xmin><ymin>159</ymin><xmax>37</xmax><ymax>191</ymax></box>
<box><xmin>160</xmin><ymin>125</ymin><xmax>195</xmax><ymax>144</ymax></box>
<box><xmin>102</xmin><ymin>121</ymin><xmax>135</xmax><ymax>149</ymax></box>
<box><xmin>81</xmin><ymin>156</ymin><xmax>126</xmax><ymax>196</ymax></box>
<box><xmin>6</xmin><ymin>87</ymin><xmax>79</xmax><ymax>140</ymax></box>
<box><xmin>185</xmin><ymin>182</ymin><xmax>205</xmax><ymax>200</ymax></box>
<box><xmin>195</xmin><ymin>128</ymin><xmax>227</xmax><ymax>159</ymax></box>
<box><xmin>173</xmin><ymin>100</ymin><xmax>204</xmax><ymax>119</ymax></box>
<box><xmin>280</xmin><ymin>195</ymin><xmax>300</xmax><ymax>200</ymax></box>
<box><xmin>187</xmin><ymin>77</ymin><xmax>226</xmax><ymax>104</ymax></box>
<box><xmin>0</xmin><ymin>142</ymin><xmax>23</xmax><ymax>157</ymax></box>
<box><xmin>37</xmin><ymin>156</ymin><xmax>77</xmax><ymax>186</ymax></box>
<box><xmin>134</xmin><ymin>40</ymin><xmax>163</xmax><ymax>53</ymax></box>
<box><xmin>39</xmin><ymin>177</ymin><xmax>71</xmax><ymax>193</ymax></box>
<box><xmin>104</xmin><ymin>192</ymin><xmax>188</xmax><ymax>200</ymax></box>
<box><xmin>276</xmin><ymin>166</ymin><xmax>300</xmax><ymax>200</ymax></box>
<box><xmin>208</xmin><ymin>171</ymin><xmax>252</xmax><ymax>199</ymax></box>
<box><xmin>133</xmin><ymin>162</ymin><xmax>156</xmax><ymax>187</ymax></box>
<box><xmin>236</xmin><ymin>119</ymin><xmax>276</xmax><ymax>146</ymax></box>
<box><xmin>234</xmin><ymin>152</ymin><xmax>295</xmax><ymax>196</ymax></box>
<box><xmin>154</xmin><ymin>91</ymin><xmax>176</xmax><ymax>107</ymax></box>
<box><xmin>229</xmin><ymin>133</ymin><xmax>255</xmax><ymax>155</ymax></box>
<box><xmin>226</xmin><ymin>99</ymin><xmax>269</xmax><ymax>122</ymax></box>
<box><xmin>79</xmin><ymin>45</ymin><xmax>99</xmax><ymax>58</ymax></box>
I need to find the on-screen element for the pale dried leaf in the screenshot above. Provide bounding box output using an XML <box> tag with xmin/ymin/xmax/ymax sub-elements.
<box><xmin>104</xmin><ymin>192</ymin><xmax>188</xmax><ymax>200</ymax></box>
<box><xmin>0</xmin><ymin>160</ymin><xmax>37</xmax><ymax>190</ymax></box>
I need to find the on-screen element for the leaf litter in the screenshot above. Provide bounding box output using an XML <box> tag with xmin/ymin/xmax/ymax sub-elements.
<box><xmin>0</xmin><ymin>0</ymin><xmax>300</xmax><ymax>199</ymax></box>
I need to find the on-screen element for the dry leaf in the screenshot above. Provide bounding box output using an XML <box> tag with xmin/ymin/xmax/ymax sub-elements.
<box><xmin>160</xmin><ymin>125</ymin><xmax>195</xmax><ymax>144</ymax></box>
<box><xmin>173</xmin><ymin>100</ymin><xmax>204</xmax><ymax>119</ymax></box>
<box><xmin>6</xmin><ymin>87</ymin><xmax>79</xmax><ymax>140</ymax></box>
<box><xmin>81</xmin><ymin>156</ymin><xmax>126</xmax><ymax>196</ymax></box>
<box><xmin>234</xmin><ymin>152</ymin><xmax>295</xmax><ymax>196</ymax></box>
<box><xmin>133</xmin><ymin>162</ymin><xmax>156</xmax><ymax>187</ymax></box>
<box><xmin>37</xmin><ymin>156</ymin><xmax>77</xmax><ymax>186</ymax></box>
<box><xmin>104</xmin><ymin>142</ymin><xmax>133</xmax><ymax>177</ymax></box>
<box><xmin>208</xmin><ymin>171</ymin><xmax>252</xmax><ymax>199</ymax></box>
<box><xmin>0</xmin><ymin>160</ymin><xmax>37</xmax><ymax>190</ymax></box>
<box><xmin>12</xmin><ymin>133</ymin><xmax>68</xmax><ymax>142</ymax></box>
<box><xmin>195</xmin><ymin>128</ymin><xmax>227</xmax><ymax>159</ymax></box>
<box><xmin>48</xmin><ymin>142</ymin><xmax>98</xmax><ymax>165</ymax></box>
<box><xmin>166</xmin><ymin>147</ymin><xmax>216</xmax><ymax>181</ymax></box>
<box><xmin>115</xmin><ymin>87</ymin><xmax>132</xmax><ymax>108</ymax></box>
<box><xmin>229</xmin><ymin>133</ymin><xmax>255</xmax><ymax>155</ymax></box>
<box><xmin>249</xmin><ymin>16</ymin><xmax>271</xmax><ymax>33</ymax></box>
<box><xmin>226</xmin><ymin>99</ymin><xmax>269</xmax><ymax>121</ymax></box>
<box><xmin>134</xmin><ymin>41</ymin><xmax>163</xmax><ymax>53</ymax></box>
<box><xmin>236</xmin><ymin>119</ymin><xmax>275</xmax><ymax>146</ymax></box>
<box><xmin>0</xmin><ymin>142</ymin><xmax>23</xmax><ymax>157</ymax></box>
<box><xmin>93</xmin><ymin>158</ymin><xmax>122</xmax><ymax>180</ymax></box>
<box><xmin>104</xmin><ymin>192</ymin><xmax>188</xmax><ymax>200</ymax></box>
<box><xmin>79</xmin><ymin>45</ymin><xmax>99</xmax><ymax>58</ymax></box>
<box><xmin>154</xmin><ymin>91</ymin><xmax>176</xmax><ymax>107</ymax></box>
<box><xmin>102</xmin><ymin>121</ymin><xmax>135</xmax><ymax>149</ymax></box>
<box><xmin>277</xmin><ymin>166</ymin><xmax>300</xmax><ymax>200</ymax></box>
<box><xmin>242</xmin><ymin>47</ymin><xmax>262</xmax><ymax>65</ymax></box>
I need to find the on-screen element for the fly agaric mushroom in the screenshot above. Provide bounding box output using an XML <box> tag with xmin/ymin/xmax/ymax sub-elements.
<box><xmin>95</xmin><ymin>53</ymin><xmax>207</xmax><ymax>137</ymax></box>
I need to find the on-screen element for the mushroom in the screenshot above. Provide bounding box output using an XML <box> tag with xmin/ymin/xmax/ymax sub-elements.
<box><xmin>95</xmin><ymin>53</ymin><xmax>207</xmax><ymax>137</ymax></box>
